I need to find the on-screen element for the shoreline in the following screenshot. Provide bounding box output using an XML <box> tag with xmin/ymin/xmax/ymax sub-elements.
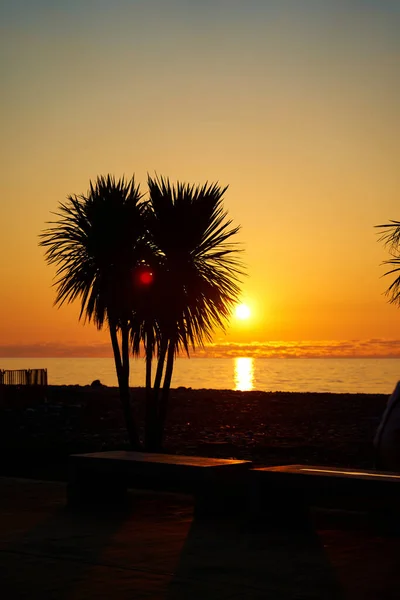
<box><xmin>0</xmin><ymin>385</ymin><xmax>389</xmax><ymax>479</ymax></box>
<box><xmin>2</xmin><ymin>356</ymin><xmax>399</xmax><ymax>395</ymax></box>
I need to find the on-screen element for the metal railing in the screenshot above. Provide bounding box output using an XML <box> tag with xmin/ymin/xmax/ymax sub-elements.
<box><xmin>0</xmin><ymin>369</ymin><xmax>48</xmax><ymax>386</ymax></box>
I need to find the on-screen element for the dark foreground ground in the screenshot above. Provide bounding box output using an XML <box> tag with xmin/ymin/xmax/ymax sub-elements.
<box><xmin>0</xmin><ymin>385</ymin><xmax>388</xmax><ymax>478</ymax></box>
<box><xmin>1</xmin><ymin>386</ymin><xmax>399</xmax><ymax>599</ymax></box>
<box><xmin>2</xmin><ymin>477</ymin><xmax>400</xmax><ymax>599</ymax></box>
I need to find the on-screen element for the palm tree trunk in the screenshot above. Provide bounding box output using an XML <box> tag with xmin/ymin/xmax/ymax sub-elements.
<box><xmin>109</xmin><ymin>321</ymin><xmax>123</xmax><ymax>375</ymax></box>
<box><xmin>152</xmin><ymin>337</ymin><xmax>168</xmax><ymax>444</ymax></box>
<box><xmin>144</xmin><ymin>335</ymin><xmax>168</xmax><ymax>450</ymax></box>
<box><xmin>144</xmin><ymin>328</ymin><xmax>156</xmax><ymax>450</ymax></box>
<box><xmin>110</xmin><ymin>323</ymin><xmax>141</xmax><ymax>450</ymax></box>
<box><xmin>155</xmin><ymin>338</ymin><xmax>175</xmax><ymax>450</ymax></box>
<box><xmin>153</xmin><ymin>337</ymin><xmax>168</xmax><ymax>403</ymax></box>
<box><xmin>145</xmin><ymin>329</ymin><xmax>153</xmax><ymax>391</ymax></box>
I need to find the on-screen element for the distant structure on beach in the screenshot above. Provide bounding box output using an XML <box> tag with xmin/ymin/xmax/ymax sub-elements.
<box><xmin>0</xmin><ymin>369</ymin><xmax>48</xmax><ymax>386</ymax></box>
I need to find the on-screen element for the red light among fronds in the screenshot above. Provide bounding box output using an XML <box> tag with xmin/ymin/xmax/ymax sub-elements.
<box><xmin>139</xmin><ymin>270</ymin><xmax>154</xmax><ymax>285</ymax></box>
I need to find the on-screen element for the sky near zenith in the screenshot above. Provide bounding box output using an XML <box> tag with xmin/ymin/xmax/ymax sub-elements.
<box><xmin>1</xmin><ymin>0</ymin><xmax>400</xmax><ymax>358</ymax></box>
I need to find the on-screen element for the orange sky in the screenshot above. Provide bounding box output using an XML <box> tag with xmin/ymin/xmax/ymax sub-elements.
<box><xmin>1</xmin><ymin>1</ymin><xmax>400</xmax><ymax>358</ymax></box>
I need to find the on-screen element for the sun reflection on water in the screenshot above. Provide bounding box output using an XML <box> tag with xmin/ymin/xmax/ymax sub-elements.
<box><xmin>234</xmin><ymin>357</ymin><xmax>254</xmax><ymax>391</ymax></box>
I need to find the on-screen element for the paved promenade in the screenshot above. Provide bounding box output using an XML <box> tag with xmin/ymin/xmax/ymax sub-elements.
<box><xmin>1</xmin><ymin>477</ymin><xmax>400</xmax><ymax>599</ymax></box>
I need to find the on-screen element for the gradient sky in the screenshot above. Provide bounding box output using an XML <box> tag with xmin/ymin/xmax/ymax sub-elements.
<box><xmin>1</xmin><ymin>0</ymin><xmax>400</xmax><ymax>357</ymax></box>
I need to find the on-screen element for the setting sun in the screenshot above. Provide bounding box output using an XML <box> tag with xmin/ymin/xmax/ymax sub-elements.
<box><xmin>235</xmin><ymin>304</ymin><xmax>251</xmax><ymax>320</ymax></box>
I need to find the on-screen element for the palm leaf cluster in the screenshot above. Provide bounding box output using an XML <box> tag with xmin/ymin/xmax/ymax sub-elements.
<box><xmin>41</xmin><ymin>175</ymin><xmax>146</xmax><ymax>326</ymax></box>
<box><xmin>40</xmin><ymin>174</ymin><xmax>244</xmax><ymax>450</ymax></box>
<box><xmin>377</xmin><ymin>220</ymin><xmax>400</xmax><ymax>306</ymax></box>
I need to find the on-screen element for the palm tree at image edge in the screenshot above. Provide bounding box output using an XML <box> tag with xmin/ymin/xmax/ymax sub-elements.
<box><xmin>377</xmin><ymin>220</ymin><xmax>400</xmax><ymax>305</ymax></box>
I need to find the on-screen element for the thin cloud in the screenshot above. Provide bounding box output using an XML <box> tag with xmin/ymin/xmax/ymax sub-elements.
<box><xmin>1</xmin><ymin>339</ymin><xmax>400</xmax><ymax>358</ymax></box>
<box><xmin>0</xmin><ymin>342</ymin><xmax>113</xmax><ymax>358</ymax></box>
<box><xmin>191</xmin><ymin>339</ymin><xmax>400</xmax><ymax>358</ymax></box>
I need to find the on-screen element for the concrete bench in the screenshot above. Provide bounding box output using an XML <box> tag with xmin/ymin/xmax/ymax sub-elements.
<box><xmin>250</xmin><ymin>464</ymin><xmax>400</xmax><ymax>528</ymax></box>
<box><xmin>68</xmin><ymin>451</ymin><xmax>251</xmax><ymax>516</ymax></box>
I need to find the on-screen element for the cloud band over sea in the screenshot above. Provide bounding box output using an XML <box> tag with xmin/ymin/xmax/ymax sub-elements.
<box><xmin>1</xmin><ymin>340</ymin><xmax>400</xmax><ymax>359</ymax></box>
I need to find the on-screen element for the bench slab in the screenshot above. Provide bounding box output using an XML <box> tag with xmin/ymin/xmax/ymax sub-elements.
<box><xmin>68</xmin><ymin>451</ymin><xmax>251</xmax><ymax>514</ymax></box>
<box><xmin>70</xmin><ymin>450</ymin><xmax>249</xmax><ymax>468</ymax></box>
<box><xmin>251</xmin><ymin>464</ymin><xmax>400</xmax><ymax>514</ymax></box>
<box><xmin>256</xmin><ymin>464</ymin><xmax>400</xmax><ymax>481</ymax></box>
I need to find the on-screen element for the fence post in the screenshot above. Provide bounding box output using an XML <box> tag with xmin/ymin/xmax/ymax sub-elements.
<box><xmin>0</xmin><ymin>369</ymin><xmax>47</xmax><ymax>387</ymax></box>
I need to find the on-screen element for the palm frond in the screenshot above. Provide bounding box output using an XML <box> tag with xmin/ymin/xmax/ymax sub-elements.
<box><xmin>376</xmin><ymin>221</ymin><xmax>400</xmax><ymax>255</ymax></box>
<box><xmin>147</xmin><ymin>174</ymin><xmax>245</xmax><ymax>355</ymax></box>
<box><xmin>376</xmin><ymin>220</ymin><xmax>400</xmax><ymax>306</ymax></box>
<box><xmin>39</xmin><ymin>174</ymin><xmax>146</xmax><ymax>329</ymax></box>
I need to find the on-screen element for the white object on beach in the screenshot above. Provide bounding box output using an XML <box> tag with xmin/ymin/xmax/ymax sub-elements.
<box><xmin>374</xmin><ymin>381</ymin><xmax>400</xmax><ymax>472</ymax></box>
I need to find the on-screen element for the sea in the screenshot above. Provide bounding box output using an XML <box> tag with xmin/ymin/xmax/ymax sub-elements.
<box><xmin>1</xmin><ymin>357</ymin><xmax>400</xmax><ymax>394</ymax></box>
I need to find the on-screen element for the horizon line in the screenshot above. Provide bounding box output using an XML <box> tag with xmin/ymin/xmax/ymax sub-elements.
<box><xmin>2</xmin><ymin>338</ymin><xmax>400</xmax><ymax>359</ymax></box>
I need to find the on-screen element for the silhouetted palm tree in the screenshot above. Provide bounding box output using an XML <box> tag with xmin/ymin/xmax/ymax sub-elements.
<box><xmin>144</xmin><ymin>176</ymin><xmax>244</xmax><ymax>449</ymax></box>
<box><xmin>39</xmin><ymin>175</ymin><xmax>146</xmax><ymax>449</ymax></box>
<box><xmin>377</xmin><ymin>220</ymin><xmax>400</xmax><ymax>305</ymax></box>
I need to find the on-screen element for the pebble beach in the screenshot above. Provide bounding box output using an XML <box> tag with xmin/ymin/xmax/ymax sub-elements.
<box><xmin>0</xmin><ymin>385</ymin><xmax>389</xmax><ymax>478</ymax></box>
